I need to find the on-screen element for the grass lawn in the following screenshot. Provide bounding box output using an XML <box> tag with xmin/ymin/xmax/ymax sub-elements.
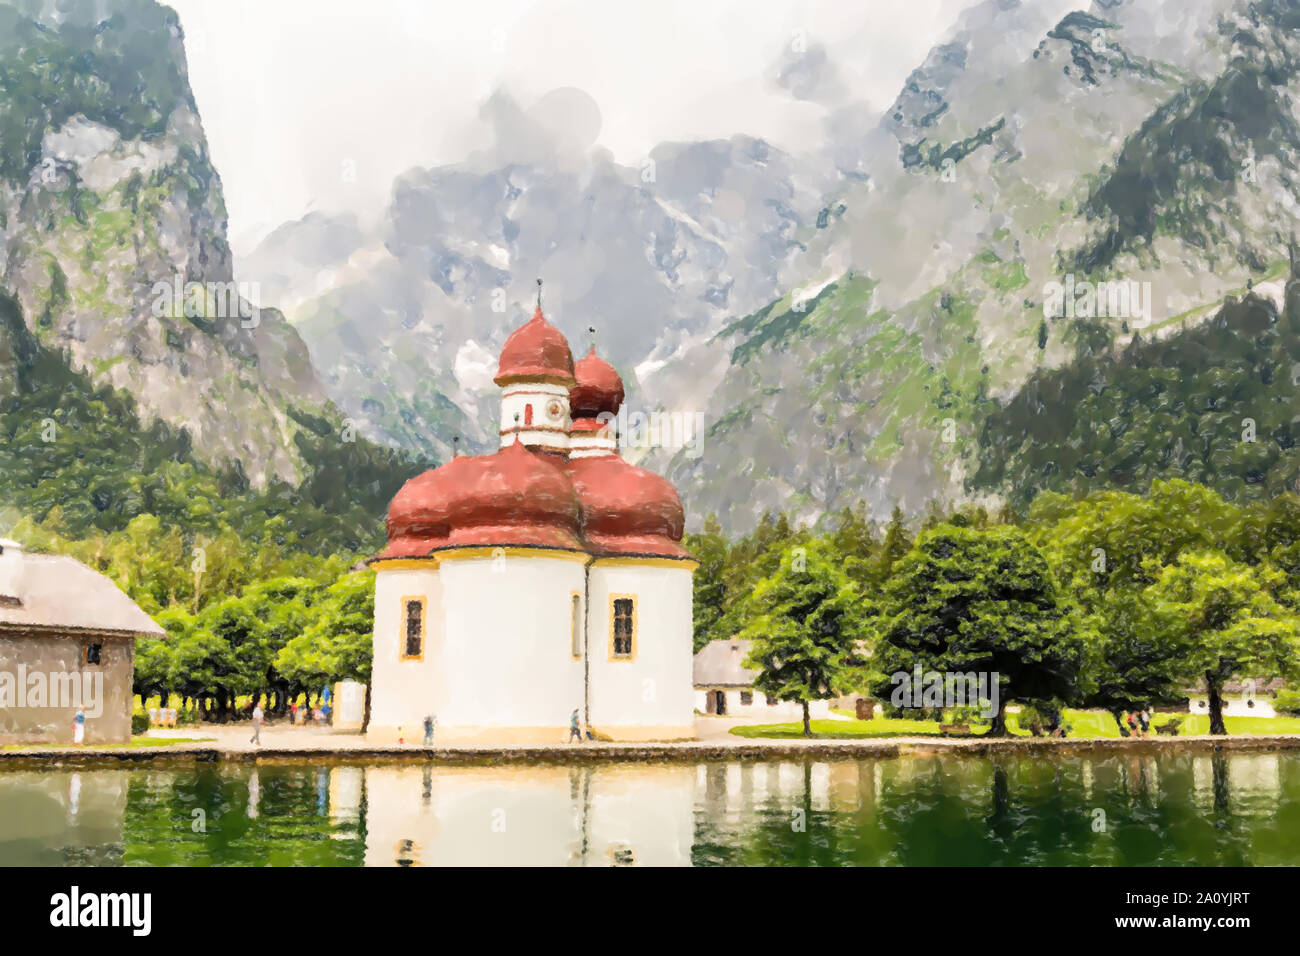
<box><xmin>732</xmin><ymin>709</ymin><xmax>1300</xmax><ymax>739</ymax></box>
<box><xmin>1180</xmin><ymin>714</ymin><xmax>1300</xmax><ymax>735</ymax></box>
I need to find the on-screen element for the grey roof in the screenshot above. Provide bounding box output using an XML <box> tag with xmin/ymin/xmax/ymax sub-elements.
<box><xmin>693</xmin><ymin>639</ymin><xmax>758</xmax><ymax>687</ymax></box>
<box><xmin>0</xmin><ymin>544</ymin><xmax>165</xmax><ymax>638</ymax></box>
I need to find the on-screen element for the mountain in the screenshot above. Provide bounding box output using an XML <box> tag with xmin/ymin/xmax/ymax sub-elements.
<box><xmin>240</xmin><ymin>89</ymin><xmax>828</xmax><ymax>462</ymax></box>
<box><xmin>972</xmin><ymin>262</ymin><xmax>1300</xmax><ymax>509</ymax></box>
<box><xmin>664</xmin><ymin>0</ymin><xmax>1300</xmax><ymax>531</ymax></box>
<box><xmin>0</xmin><ymin>286</ymin><xmax>411</xmax><ymax>552</ymax></box>
<box><xmin>242</xmin><ymin>0</ymin><xmax>1300</xmax><ymax>534</ymax></box>
<box><xmin>0</xmin><ymin>0</ymin><xmax>425</xmax><ymax>543</ymax></box>
<box><xmin>25</xmin><ymin>0</ymin><xmax>1300</xmax><ymax>539</ymax></box>
<box><xmin>0</xmin><ymin>0</ymin><xmax>342</xmax><ymax>487</ymax></box>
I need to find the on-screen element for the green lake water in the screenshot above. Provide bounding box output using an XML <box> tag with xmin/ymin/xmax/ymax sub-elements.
<box><xmin>2</xmin><ymin>751</ymin><xmax>1299</xmax><ymax>865</ymax></box>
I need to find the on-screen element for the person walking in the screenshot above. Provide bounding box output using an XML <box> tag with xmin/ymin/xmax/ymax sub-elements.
<box><xmin>423</xmin><ymin>714</ymin><xmax>435</xmax><ymax>746</ymax></box>
<box><xmin>250</xmin><ymin>702</ymin><xmax>264</xmax><ymax>746</ymax></box>
<box><xmin>72</xmin><ymin>707</ymin><xmax>86</xmax><ymax>745</ymax></box>
<box><xmin>568</xmin><ymin>708</ymin><xmax>583</xmax><ymax>743</ymax></box>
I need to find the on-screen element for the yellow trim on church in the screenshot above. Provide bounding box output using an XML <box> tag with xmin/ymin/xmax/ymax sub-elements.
<box><xmin>376</xmin><ymin>552</ymin><xmax>696</xmax><ymax>570</ymax></box>
<box><xmin>494</xmin><ymin>374</ymin><xmax>576</xmax><ymax>388</ymax></box>
<box><xmin>592</xmin><ymin>556</ymin><xmax>699</xmax><ymax>571</ymax></box>
<box><xmin>369</xmin><ymin>558</ymin><xmax>437</xmax><ymax>570</ymax></box>
<box><xmin>436</xmin><ymin>546</ymin><xmax>593</xmax><ymax>564</ymax></box>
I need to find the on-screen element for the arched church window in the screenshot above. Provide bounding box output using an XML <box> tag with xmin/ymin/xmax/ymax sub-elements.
<box><xmin>610</xmin><ymin>596</ymin><xmax>635</xmax><ymax>659</ymax></box>
<box><xmin>401</xmin><ymin>597</ymin><xmax>425</xmax><ymax>660</ymax></box>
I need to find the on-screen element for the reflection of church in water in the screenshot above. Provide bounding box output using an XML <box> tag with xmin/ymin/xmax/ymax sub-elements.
<box><xmin>332</xmin><ymin>761</ymin><xmax>880</xmax><ymax>866</ymax></box>
<box><xmin>0</xmin><ymin>754</ymin><xmax>1292</xmax><ymax>865</ymax></box>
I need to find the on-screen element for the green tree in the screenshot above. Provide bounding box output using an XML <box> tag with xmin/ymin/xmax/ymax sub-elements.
<box><xmin>685</xmin><ymin>514</ymin><xmax>730</xmax><ymax>651</ymax></box>
<box><xmin>132</xmin><ymin>633</ymin><xmax>174</xmax><ymax>708</ymax></box>
<box><xmin>875</xmin><ymin>504</ymin><xmax>912</xmax><ymax>582</ymax></box>
<box><xmin>830</xmin><ymin>500</ymin><xmax>878</xmax><ymax>590</ymax></box>
<box><xmin>277</xmin><ymin>571</ymin><xmax>374</xmax><ymax>724</ymax></box>
<box><xmin>1144</xmin><ymin>551</ymin><xmax>1300</xmax><ymax>734</ymax></box>
<box><xmin>165</xmin><ymin>608</ymin><xmax>238</xmax><ymax>719</ymax></box>
<box><xmin>736</xmin><ymin>541</ymin><xmax>868</xmax><ymax>736</ymax></box>
<box><xmin>1030</xmin><ymin>481</ymin><xmax>1248</xmax><ymax>732</ymax></box>
<box><xmin>870</xmin><ymin>523</ymin><xmax>1084</xmax><ymax>735</ymax></box>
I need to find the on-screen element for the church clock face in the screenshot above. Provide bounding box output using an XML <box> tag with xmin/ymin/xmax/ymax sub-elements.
<box><xmin>546</xmin><ymin>399</ymin><xmax>563</xmax><ymax>421</ymax></box>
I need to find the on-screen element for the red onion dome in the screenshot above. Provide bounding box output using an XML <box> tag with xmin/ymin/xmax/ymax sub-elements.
<box><xmin>565</xmin><ymin>455</ymin><xmax>692</xmax><ymax>560</ymax></box>
<box><xmin>441</xmin><ymin>440</ymin><xmax>584</xmax><ymax>550</ymax></box>
<box><xmin>379</xmin><ymin>455</ymin><xmax>483</xmax><ymax>559</ymax></box>
<box><xmin>494</xmin><ymin>307</ymin><xmax>575</xmax><ymax>385</ymax></box>
<box><xmin>570</xmin><ymin>347</ymin><xmax>624</xmax><ymax>418</ymax></box>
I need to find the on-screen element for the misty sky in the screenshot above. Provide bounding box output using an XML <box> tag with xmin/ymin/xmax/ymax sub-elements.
<box><xmin>168</xmin><ymin>0</ymin><xmax>992</xmax><ymax>257</ymax></box>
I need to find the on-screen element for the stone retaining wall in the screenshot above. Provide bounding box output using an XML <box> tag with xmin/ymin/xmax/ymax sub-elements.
<box><xmin>6</xmin><ymin>733</ymin><xmax>1300</xmax><ymax>769</ymax></box>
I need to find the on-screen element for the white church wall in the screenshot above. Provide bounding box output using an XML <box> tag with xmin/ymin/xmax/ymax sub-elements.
<box><xmin>436</xmin><ymin>550</ymin><xmax>587</xmax><ymax>741</ymax></box>
<box><xmin>586</xmin><ymin>561</ymin><xmax>695</xmax><ymax>739</ymax></box>
<box><xmin>369</xmin><ymin>564</ymin><xmax>444</xmax><ymax>739</ymax></box>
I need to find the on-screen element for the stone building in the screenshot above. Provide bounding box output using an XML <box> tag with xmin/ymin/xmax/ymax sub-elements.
<box><xmin>692</xmin><ymin>639</ymin><xmax>831</xmax><ymax>722</ymax></box>
<box><xmin>0</xmin><ymin>539</ymin><xmax>164</xmax><ymax>745</ymax></box>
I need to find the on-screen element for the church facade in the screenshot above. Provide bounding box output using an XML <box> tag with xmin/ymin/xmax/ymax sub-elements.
<box><xmin>367</xmin><ymin>305</ymin><xmax>697</xmax><ymax>743</ymax></box>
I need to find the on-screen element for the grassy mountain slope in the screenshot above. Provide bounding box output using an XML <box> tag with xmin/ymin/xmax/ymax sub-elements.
<box><xmin>0</xmin><ymin>290</ymin><xmax>422</xmax><ymax>552</ymax></box>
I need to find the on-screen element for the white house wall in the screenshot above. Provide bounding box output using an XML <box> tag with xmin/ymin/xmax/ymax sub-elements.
<box><xmin>694</xmin><ymin>688</ymin><xmax>831</xmax><ymax>723</ymax></box>
<box><xmin>1187</xmin><ymin>693</ymin><xmax>1279</xmax><ymax>719</ymax></box>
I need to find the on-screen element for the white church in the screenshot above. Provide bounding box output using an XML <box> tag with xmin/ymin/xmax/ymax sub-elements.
<box><xmin>366</xmin><ymin>302</ymin><xmax>697</xmax><ymax>743</ymax></box>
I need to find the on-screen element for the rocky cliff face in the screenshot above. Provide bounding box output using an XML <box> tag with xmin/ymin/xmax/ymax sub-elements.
<box><xmin>18</xmin><ymin>0</ymin><xmax>1299</xmax><ymax>534</ymax></box>
<box><xmin>240</xmin><ymin>92</ymin><xmax>828</xmax><ymax>463</ymax></box>
<box><xmin>664</xmin><ymin>0</ymin><xmax>1300</xmax><ymax>531</ymax></box>
<box><xmin>244</xmin><ymin>0</ymin><xmax>1300</xmax><ymax>532</ymax></box>
<box><xmin>0</xmin><ymin>0</ymin><xmax>329</xmax><ymax>487</ymax></box>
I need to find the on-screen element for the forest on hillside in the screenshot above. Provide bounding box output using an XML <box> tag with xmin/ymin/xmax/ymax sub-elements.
<box><xmin>974</xmin><ymin>273</ymin><xmax>1300</xmax><ymax>508</ymax></box>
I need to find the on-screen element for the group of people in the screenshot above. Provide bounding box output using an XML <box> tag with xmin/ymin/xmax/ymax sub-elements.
<box><xmin>288</xmin><ymin>701</ymin><xmax>329</xmax><ymax>726</ymax></box>
<box><xmin>246</xmin><ymin>699</ymin><xmax>332</xmax><ymax>746</ymax></box>
<box><xmin>1124</xmin><ymin>708</ymin><xmax>1153</xmax><ymax>737</ymax></box>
